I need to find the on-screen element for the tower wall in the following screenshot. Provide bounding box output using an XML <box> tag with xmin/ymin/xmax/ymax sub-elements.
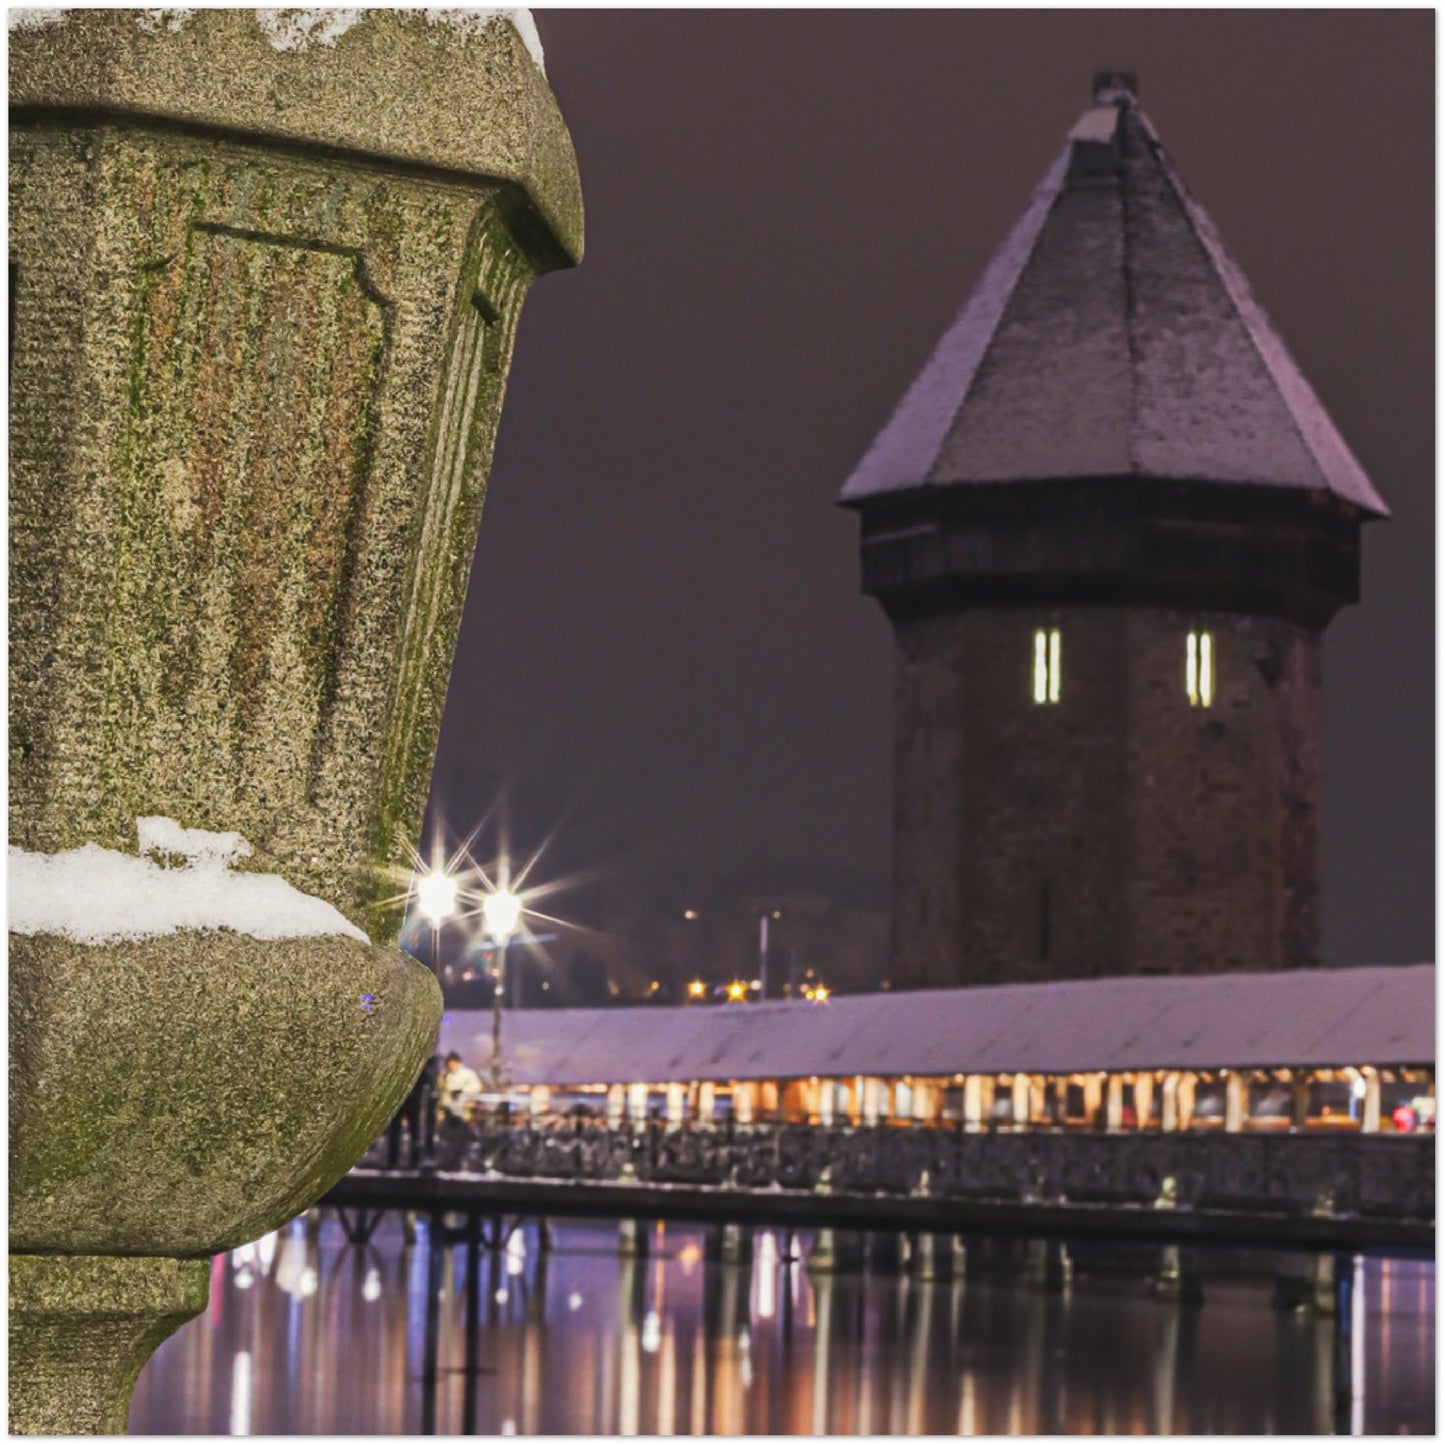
<box><xmin>889</xmin><ymin>605</ymin><xmax>1321</xmax><ymax>988</ymax></box>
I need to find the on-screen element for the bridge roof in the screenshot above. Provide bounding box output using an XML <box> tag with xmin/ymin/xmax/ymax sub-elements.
<box><xmin>439</xmin><ymin>963</ymin><xmax>1434</xmax><ymax>1086</ymax></box>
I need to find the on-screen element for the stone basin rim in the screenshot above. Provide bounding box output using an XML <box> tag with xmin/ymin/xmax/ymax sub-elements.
<box><xmin>8</xmin><ymin>7</ymin><xmax>584</xmax><ymax>267</ymax></box>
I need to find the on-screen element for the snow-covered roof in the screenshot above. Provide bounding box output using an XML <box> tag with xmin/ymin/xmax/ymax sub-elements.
<box><xmin>841</xmin><ymin>75</ymin><xmax>1387</xmax><ymax>517</ymax></box>
<box><xmin>439</xmin><ymin>963</ymin><xmax>1434</xmax><ymax>1086</ymax></box>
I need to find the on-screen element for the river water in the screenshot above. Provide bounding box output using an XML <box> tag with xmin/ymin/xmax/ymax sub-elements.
<box><xmin>130</xmin><ymin>1215</ymin><xmax>1433</xmax><ymax>1435</ymax></box>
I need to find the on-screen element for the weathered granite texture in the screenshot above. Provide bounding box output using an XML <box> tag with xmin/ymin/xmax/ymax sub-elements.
<box><xmin>9</xmin><ymin>9</ymin><xmax>581</xmax><ymax>1433</ymax></box>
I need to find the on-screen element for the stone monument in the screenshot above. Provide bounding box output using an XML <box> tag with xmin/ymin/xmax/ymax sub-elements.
<box><xmin>8</xmin><ymin>9</ymin><xmax>582</xmax><ymax>1432</ymax></box>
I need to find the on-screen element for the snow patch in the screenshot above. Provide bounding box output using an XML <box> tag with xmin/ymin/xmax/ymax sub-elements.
<box><xmin>9</xmin><ymin>818</ymin><xmax>368</xmax><ymax>946</ymax></box>
<box><xmin>136</xmin><ymin>9</ymin><xmax>194</xmax><ymax>33</ymax></box>
<box><xmin>136</xmin><ymin>815</ymin><xmax>250</xmax><ymax>867</ymax></box>
<box><xmin>8</xmin><ymin>8</ymin><xmax>68</xmax><ymax>30</ymax></box>
<box><xmin>255</xmin><ymin>8</ymin><xmax>361</xmax><ymax>52</ymax></box>
<box><xmin>423</xmin><ymin>8</ymin><xmax>544</xmax><ymax>73</ymax></box>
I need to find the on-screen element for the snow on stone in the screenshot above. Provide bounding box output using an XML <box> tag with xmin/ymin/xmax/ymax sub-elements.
<box><xmin>255</xmin><ymin>8</ymin><xmax>361</xmax><ymax>52</ymax></box>
<box><xmin>136</xmin><ymin>815</ymin><xmax>251</xmax><ymax>867</ymax></box>
<box><xmin>136</xmin><ymin>9</ymin><xmax>195</xmax><ymax>33</ymax></box>
<box><xmin>8</xmin><ymin>9</ymin><xmax>68</xmax><ymax>30</ymax></box>
<box><xmin>423</xmin><ymin>8</ymin><xmax>545</xmax><ymax>73</ymax></box>
<box><xmin>9</xmin><ymin>818</ymin><xmax>368</xmax><ymax>945</ymax></box>
<box><xmin>249</xmin><ymin>7</ymin><xmax>544</xmax><ymax>71</ymax></box>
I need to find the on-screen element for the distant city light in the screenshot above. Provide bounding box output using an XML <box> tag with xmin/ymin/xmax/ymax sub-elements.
<box><xmin>807</xmin><ymin>985</ymin><xmax>831</xmax><ymax>1004</ymax></box>
<box><xmin>415</xmin><ymin>869</ymin><xmax>458</xmax><ymax>926</ymax></box>
<box><xmin>482</xmin><ymin>888</ymin><xmax>523</xmax><ymax>941</ymax></box>
<box><xmin>684</xmin><ymin>908</ymin><xmax>700</xmax><ymax>920</ymax></box>
<box><xmin>687</xmin><ymin>979</ymin><xmax>707</xmax><ymax>1000</ymax></box>
<box><xmin>726</xmin><ymin>980</ymin><xmax>748</xmax><ymax>1003</ymax></box>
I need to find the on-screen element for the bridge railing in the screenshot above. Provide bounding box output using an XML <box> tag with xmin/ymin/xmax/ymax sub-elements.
<box><xmin>363</xmin><ymin>1111</ymin><xmax>1434</xmax><ymax>1226</ymax></box>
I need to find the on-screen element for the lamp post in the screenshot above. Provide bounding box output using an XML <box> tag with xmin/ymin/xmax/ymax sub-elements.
<box><xmin>415</xmin><ymin>869</ymin><xmax>459</xmax><ymax>978</ymax></box>
<box><xmin>483</xmin><ymin>888</ymin><xmax>523</xmax><ymax>1093</ymax></box>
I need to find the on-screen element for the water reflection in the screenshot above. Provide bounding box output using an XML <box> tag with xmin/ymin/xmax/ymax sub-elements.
<box><xmin>131</xmin><ymin>1217</ymin><xmax>1434</xmax><ymax>1435</ymax></box>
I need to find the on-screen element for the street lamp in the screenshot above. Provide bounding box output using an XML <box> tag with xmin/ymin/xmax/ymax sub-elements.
<box><xmin>415</xmin><ymin>869</ymin><xmax>458</xmax><ymax>928</ymax></box>
<box><xmin>483</xmin><ymin>887</ymin><xmax>523</xmax><ymax>1092</ymax></box>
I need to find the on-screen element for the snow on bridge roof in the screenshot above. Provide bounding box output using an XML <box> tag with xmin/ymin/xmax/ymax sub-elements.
<box><xmin>438</xmin><ymin>963</ymin><xmax>1434</xmax><ymax>1087</ymax></box>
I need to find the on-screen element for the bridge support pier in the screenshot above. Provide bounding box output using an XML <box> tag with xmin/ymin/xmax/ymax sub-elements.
<box><xmin>906</xmin><ymin>1232</ymin><xmax>966</xmax><ymax>1282</ymax></box>
<box><xmin>953</xmin><ymin>1236</ymin><xmax>969</xmax><ymax>1278</ymax></box>
<box><xmin>868</xmin><ymin>1231</ymin><xmax>911</xmax><ymax>1272</ymax></box>
<box><xmin>535</xmin><ymin>1218</ymin><xmax>554</xmax><ymax>1254</ymax></box>
<box><xmin>909</xmin><ymin>1232</ymin><xmax>949</xmax><ymax>1281</ymax></box>
<box><xmin>1023</xmin><ymin>1238</ymin><xmax>1071</xmax><ymax>1293</ymax></box>
<box><xmin>1273</xmin><ymin>1253</ymin><xmax>1339</xmax><ymax>1314</ymax></box>
<box><xmin>1152</xmin><ymin>1244</ymin><xmax>1204</xmax><ymax>1304</ymax></box>
<box><xmin>706</xmin><ymin>1223</ymin><xmax>752</xmax><ymax>1267</ymax></box>
<box><xmin>618</xmin><ymin>1218</ymin><xmax>649</xmax><ymax>1259</ymax></box>
<box><xmin>806</xmin><ymin>1228</ymin><xmax>865</xmax><ymax>1275</ymax></box>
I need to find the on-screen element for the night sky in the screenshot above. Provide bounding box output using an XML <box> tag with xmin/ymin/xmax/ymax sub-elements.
<box><xmin>424</xmin><ymin>10</ymin><xmax>1434</xmax><ymax>966</ymax></box>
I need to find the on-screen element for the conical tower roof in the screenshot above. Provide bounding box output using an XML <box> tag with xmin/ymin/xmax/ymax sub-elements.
<box><xmin>841</xmin><ymin>74</ymin><xmax>1387</xmax><ymax>517</ymax></box>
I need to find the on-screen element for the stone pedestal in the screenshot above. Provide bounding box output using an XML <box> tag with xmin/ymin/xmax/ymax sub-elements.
<box><xmin>9</xmin><ymin>1257</ymin><xmax>210</xmax><ymax>1436</ymax></box>
<box><xmin>9</xmin><ymin>10</ymin><xmax>580</xmax><ymax>1434</ymax></box>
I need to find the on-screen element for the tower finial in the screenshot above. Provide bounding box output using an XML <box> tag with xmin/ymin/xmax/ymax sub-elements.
<box><xmin>1092</xmin><ymin>70</ymin><xmax>1138</xmax><ymax>104</ymax></box>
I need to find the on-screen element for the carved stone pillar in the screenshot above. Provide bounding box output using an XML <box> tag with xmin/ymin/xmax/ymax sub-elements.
<box><xmin>9</xmin><ymin>11</ymin><xmax>581</xmax><ymax>1434</ymax></box>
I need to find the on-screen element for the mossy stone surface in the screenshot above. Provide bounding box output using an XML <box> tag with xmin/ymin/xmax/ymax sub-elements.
<box><xmin>8</xmin><ymin>8</ymin><xmax>583</xmax><ymax>265</ymax></box>
<box><xmin>10</xmin><ymin>932</ymin><xmax>442</xmax><ymax>1255</ymax></box>
<box><xmin>9</xmin><ymin>1254</ymin><xmax>210</xmax><ymax>1434</ymax></box>
<box><xmin>10</xmin><ymin>9</ymin><xmax>582</xmax><ymax>945</ymax></box>
<box><xmin>9</xmin><ymin>11</ymin><xmax>581</xmax><ymax>1431</ymax></box>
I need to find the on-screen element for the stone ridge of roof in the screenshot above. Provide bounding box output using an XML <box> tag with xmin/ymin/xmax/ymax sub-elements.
<box><xmin>841</xmin><ymin>86</ymin><xmax>1387</xmax><ymax>517</ymax></box>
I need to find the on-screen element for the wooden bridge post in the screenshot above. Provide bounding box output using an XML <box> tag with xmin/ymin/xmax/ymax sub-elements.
<box><xmin>1361</xmin><ymin>1071</ymin><xmax>1382</xmax><ymax>1133</ymax></box>
<box><xmin>1023</xmin><ymin>1238</ymin><xmax>1070</xmax><ymax>1293</ymax></box>
<box><xmin>1134</xmin><ymin>1073</ymin><xmax>1155</xmax><ymax>1130</ymax></box>
<box><xmin>1106</xmin><ymin>1074</ymin><xmax>1125</xmax><ymax>1132</ymax></box>
<box><xmin>1225</xmin><ymin>1073</ymin><xmax>1249</xmax><ymax>1133</ymax></box>
<box><xmin>1152</xmin><ymin>1244</ymin><xmax>1204</xmax><ymax>1304</ymax></box>
<box><xmin>1291</xmin><ymin>1071</ymin><xmax>1311</xmax><ymax>1132</ymax></box>
<box><xmin>963</xmin><ymin>1075</ymin><xmax>984</xmax><ymax>1131</ymax></box>
<box><xmin>717</xmin><ymin>1222</ymin><xmax>752</xmax><ymax>1266</ymax></box>
<box><xmin>908</xmin><ymin>1232</ymin><xmax>939</xmax><ymax>1281</ymax></box>
<box><xmin>1010</xmin><ymin>1074</ymin><xmax>1030</xmax><ymax>1130</ymax></box>
<box><xmin>1161</xmin><ymin>1073</ymin><xmax>1180</xmax><ymax>1132</ymax></box>
<box><xmin>618</xmin><ymin>1218</ymin><xmax>649</xmax><ymax>1258</ymax></box>
<box><xmin>806</xmin><ymin>1228</ymin><xmax>860</xmax><ymax>1275</ymax></box>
